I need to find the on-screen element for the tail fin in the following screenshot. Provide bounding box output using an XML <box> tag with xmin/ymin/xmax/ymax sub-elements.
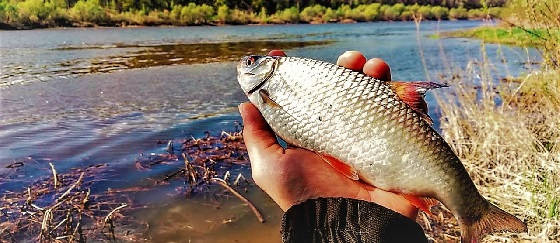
<box><xmin>460</xmin><ymin>202</ymin><xmax>527</xmax><ymax>243</ymax></box>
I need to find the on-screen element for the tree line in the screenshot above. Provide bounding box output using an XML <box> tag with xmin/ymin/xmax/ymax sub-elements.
<box><xmin>0</xmin><ymin>0</ymin><xmax>505</xmax><ymax>29</ymax></box>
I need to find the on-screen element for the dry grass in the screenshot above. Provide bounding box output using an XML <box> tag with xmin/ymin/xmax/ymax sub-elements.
<box><xmin>433</xmin><ymin>51</ymin><xmax>560</xmax><ymax>241</ymax></box>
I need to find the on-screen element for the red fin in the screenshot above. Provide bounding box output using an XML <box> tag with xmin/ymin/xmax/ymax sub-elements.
<box><xmin>317</xmin><ymin>153</ymin><xmax>359</xmax><ymax>180</ymax></box>
<box><xmin>388</xmin><ymin>81</ymin><xmax>447</xmax><ymax>125</ymax></box>
<box><xmin>401</xmin><ymin>194</ymin><xmax>439</xmax><ymax>216</ymax></box>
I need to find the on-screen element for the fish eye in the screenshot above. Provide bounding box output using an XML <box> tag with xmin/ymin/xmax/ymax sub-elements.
<box><xmin>245</xmin><ymin>56</ymin><xmax>255</xmax><ymax>66</ymax></box>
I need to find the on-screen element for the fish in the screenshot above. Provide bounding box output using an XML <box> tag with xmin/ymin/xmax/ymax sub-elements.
<box><xmin>236</xmin><ymin>55</ymin><xmax>527</xmax><ymax>242</ymax></box>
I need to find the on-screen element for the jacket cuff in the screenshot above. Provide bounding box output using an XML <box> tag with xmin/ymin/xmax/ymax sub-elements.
<box><xmin>281</xmin><ymin>197</ymin><xmax>427</xmax><ymax>243</ymax></box>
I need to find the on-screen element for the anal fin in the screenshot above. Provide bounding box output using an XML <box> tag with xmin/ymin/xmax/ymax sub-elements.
<box><xmin>400</xmin><ymin>194</ymin><xmax>439</xmax><ymax>216</ymax></box>
<box><xmin>317</xmin><ymin>153</ymin><xmax>359</xmax><ymax>180</ymax></box>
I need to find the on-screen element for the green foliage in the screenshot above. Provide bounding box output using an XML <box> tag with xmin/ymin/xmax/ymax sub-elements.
<box><xmin>382</xmin><ymin>3</ymin><xmax>404</xmax><ymax>20</ymax></box>
<box><xmin>0</xmin><ymin>0</ymin><xmax>505</xmax><ymax>29</ymax></box>
<box><xmin>258</xmin><ymin>6</ymin><xmax>267</xmax><ymax>23</ymax></box>
<box><xmin>449</xmin><ymin>7</ymin><xmax>468</xmax><ymax>20</ymax></box>
<box><xmin>349</xmin><ymin>3</ymin><xmax>380</xmax><ymax>21</ymax></box>
<box><xmin>178</xmin><ymin>3</ymin><xmax>214</xmax><ymax>25</ymax></box>
<box><xmin>70</xmin><ymin>0</ymin><xmax>107</xmax><ymax>23</ymax></box>
<box><xmin>216</xmin><ymin>4</ymin><xmax>229</xmax><ymax>22</ymax></box>
<box><xmin>443</xmin><ymin>26</ymin><xmax>558</xmax><ymax>47</ymax></box>
<box><xmin>417</xmin><ymin>5</ymin><xmax>432</xmax><ymax>19</ymax></box>
<box><xmin>322</xmin><ymin>7</ymin><xmax>337</xmax><ymax>22</ymax></box>
<box><xmin>1</xmin><ymin>0</ymin><xmax>15</xmax><ymax>23</ymax></box>
<box><xmin>228</xmin><ymin>9</ymin><xmax>251</xmax><ymax>24</ymax></box>
<box><xmin>502</xmin><ymin>0</ymin><xmax>560</xmax><ymax>67</ymax></box>
<box><xmin>300</xmin><ymin>4</ymin><xmax>325</xmax><ymax>22</ymax></box>
<box><xmin>487</xmin><ymin>7</ymin><xmax>501</xmax><ymax>18</ymax></box>
<box><xmin>335</xmin><ymin>4</ymin><xmax>350</xmax><ymax>19</ymax></box>
<box><xmin>275</xmin><ymin>6</ymin><xmax>298</xmax><ymax>23</ymax></box>
<box><xmin>431</xmin><ymin>6</ymin><xmax>448</xmax><ymax>20</ymax></box>
<box><xmin>467</xmin><ymin>8</ymin><xmax>484</xmax><ymax>19</ymax></box>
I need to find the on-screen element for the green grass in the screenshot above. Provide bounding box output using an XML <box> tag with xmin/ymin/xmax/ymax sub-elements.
<box><xmin>434</xmin><ymin>26</ymin><xmax>559</xmax><ymax>47</ymax></box>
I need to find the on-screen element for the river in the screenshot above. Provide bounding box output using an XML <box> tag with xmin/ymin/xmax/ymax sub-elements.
<box><xmin>0</xmin><ymin>21</ymin><xmax>540</xmax><ymax>242</ymax></box>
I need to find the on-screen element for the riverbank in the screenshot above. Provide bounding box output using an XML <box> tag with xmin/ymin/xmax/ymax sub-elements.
<box><xmin>0</xmin><ymin>1</ymin><xmax>502</xmax><ymax>30</ymax></box>
<box><xmin>435</xmin><ymin>26</ymin><xmax>560</xmax><ymax>47</ymax></box>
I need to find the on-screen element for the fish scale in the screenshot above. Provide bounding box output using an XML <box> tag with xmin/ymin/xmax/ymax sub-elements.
<box><xmin>237</xmin><ymin>55</ymin><xmax>527</xmax><ymax>242</ymax></box>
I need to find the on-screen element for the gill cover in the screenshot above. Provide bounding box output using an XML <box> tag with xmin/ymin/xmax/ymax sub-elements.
<box><xmin>237</xmin><ymin>55</ymin><xmax>278</xmax><ymax>95</ymax></box>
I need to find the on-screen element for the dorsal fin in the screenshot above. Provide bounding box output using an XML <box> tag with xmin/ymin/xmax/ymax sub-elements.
<box><xmin>388</xmin><ymin>81</ymin><xmax>447</xmax><ymax>125</ymax></box>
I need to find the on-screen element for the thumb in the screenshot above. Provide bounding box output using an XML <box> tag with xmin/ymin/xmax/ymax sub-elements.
<box><xmin>239</xmin><ymin>102</ymin><xmax>282</xmax><ymax>155</ymax></box>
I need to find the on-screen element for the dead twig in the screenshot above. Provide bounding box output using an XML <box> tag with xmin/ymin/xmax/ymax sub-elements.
<box><xmin>103</xmin><ymin>203</ymin><xmax>127</xmax><ymax>228</ymax></box>
<box><xmin>49</xmin><ymin>162</ymin><xmax>58</xmax><ymax>189</ymax></box>
<box><xmin>210</xmin><ymin>178</ymin><xmax>265</xmax><ymax>223</ymax></box>
<box><xmin>57</xmin><ymin>172</ymin><xmax>84</xmax><ymax>202</ymax></box>
<box><xmin>233</xmin><ymin>173</ymin><xmax>246</xmax><ymax>186</ymax></box>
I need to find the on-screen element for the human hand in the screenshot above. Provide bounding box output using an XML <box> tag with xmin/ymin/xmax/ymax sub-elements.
<box><xmin>239</xmin><ymin>50</ymin><xmax>418</xmax><ymax>219</ymax></box>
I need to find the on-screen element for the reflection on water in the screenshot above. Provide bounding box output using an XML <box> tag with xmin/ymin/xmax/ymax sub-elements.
<box><xmin>0</xmin><ymin>21</ymin><xmax>542</xmax><ymax>242</ymax></box>
<box><xmin>1</xmin><ymin>40</ymin><xmax>330</xmax><ymax>87</ymax></box>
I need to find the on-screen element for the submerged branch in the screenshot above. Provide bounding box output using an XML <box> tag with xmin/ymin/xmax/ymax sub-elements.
<box><xmin>211</xmin><ymin>178</ymin><xmax>265</xmax><ymax>223</ymax></box>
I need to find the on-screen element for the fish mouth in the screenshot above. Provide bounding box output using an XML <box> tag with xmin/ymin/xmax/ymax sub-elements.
<box><xmin>246</xmin><ymin>57</ymin><xmax>278</xmax><ymax>95</ymax></box>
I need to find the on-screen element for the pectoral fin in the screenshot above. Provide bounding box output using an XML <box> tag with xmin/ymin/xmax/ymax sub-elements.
<box><xmin>317</xmin><ymin>153</ymin><xmax>359</xmax><ymax>180</ymax></box>
<box><xmin>259</xmin><ymin>89</ymin><xmax>281</xmax><ymax>108</ymax></box>
<box><xmin>388</xmin><ymin>81</ymin><xmax>447</xmax><ymax>125</ymax></box>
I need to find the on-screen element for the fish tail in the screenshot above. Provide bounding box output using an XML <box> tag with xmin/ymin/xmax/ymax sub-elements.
<box><xmin>459</xmin><ymin>202</ymin><xmax>527</xmax><ymax>243</ymax></box>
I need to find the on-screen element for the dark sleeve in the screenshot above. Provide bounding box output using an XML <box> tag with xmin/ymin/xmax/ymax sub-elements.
<box><xmin>281</xmin><ymin>197</ymin><xmax>428</xmax><ymax>243</ymax></box>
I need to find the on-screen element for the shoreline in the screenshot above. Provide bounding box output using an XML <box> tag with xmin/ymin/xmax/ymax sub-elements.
<box><xmin>1</xmin><ymin>18</ymin><xmax>488</xmax><ymax>31</ymax></box>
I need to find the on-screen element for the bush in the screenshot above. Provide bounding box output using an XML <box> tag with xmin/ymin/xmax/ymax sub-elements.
<box><xmin>487</xmin><ymin>7</ymin><xmax>502</xmax><ymax>18</ymax></box>
<box><xmin>17</xmin><ymin>0</ymin><xmax>55</xmax><ymax>24</ymax></box>
<box><xmin>257</xmin><ymin>6</ymin><xmax>268</xmax><ymax>23</ymax></box>
<box><xmin>178</xmin><ymin>3</ymin><xmax>214</xmax><ymax>25</ymax></box>
<box><xmin>70</xmin><ymin>0</ymin><xmax>107</xmax><ymax>23</ymax></box>
<box><xmin>276</xmin><ymin>6</ymin><xmax>298</xmax><ymax>23</ymax></box>
<box><xmin>400</xmin><ymin>10</ymin><xmax>412</xmax><ymax>20</ymax></box>
<box><xmin>467</xmin><ymin>8</ymin><xmax>484</xmax><ymax>19</ymax></box>
<box><xmin>417</xmin><ymin>5</ymin><xmax>433</xmax><ymax>19</ymax></box>
<box><xmin>300</xmin><ymin>4</ymin><xmax>325</xmax><ymax>22</ymax></box>
<box><xmin>216</xmin><ymin>4</ymin><xmax>229</xmax><ymax>23</ymax></box>
<box><xmin>336</xmin><ymin>4</ymin><xmax>351</xmax><ymax>19</ymax></box>
<box><xmin>228</xmin><ymin>9</ymin><xmax>251</xmax><ymax>24</ymax></box>
<box><xmin>449</xmin><ymin>7</ymin><xmax>468</xmax><ymax>20</ymax></box>
<box><xmin>382</xmin><ymin>3</ymin><xmax>404</xmax><ymax>20</ymax></box>
<box><xmin>350</xmin><ymin>3</ymin><xmax>380</xmax><ymax>21</ymax></box>
<box><xmin>322</xmin><ymin>7</ymin><xmax>337</xmax><ymax>22</ymax></box>
<box><xmin>0</xmin><ymin>0</ymin><xmax>19</xmax><ymax>23</ymax></box>
<box><xmin>431</xmin><ymin>6</ymin><xmax>449</xmax><ymax>20</ymax></box>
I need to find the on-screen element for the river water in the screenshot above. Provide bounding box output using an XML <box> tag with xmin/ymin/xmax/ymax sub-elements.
<box><xmin>0</xmin><ymin>21</ymin><xmax>540</xmax><ymax>242</ymax></box>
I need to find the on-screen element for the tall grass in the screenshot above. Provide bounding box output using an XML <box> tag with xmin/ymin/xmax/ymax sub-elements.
<box><xmin>435</xmin><ymin>56</ymin><xmax>560</xmax><ymax>241</ymax></box>
<box><xmin>430</xmin><ymin>0</ymin><xmax>560</xmax><ymax>241</ymax></box>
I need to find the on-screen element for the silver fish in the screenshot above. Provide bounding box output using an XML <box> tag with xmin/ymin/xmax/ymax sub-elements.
<box><xmin>237</xmin><ymin>55</ymin><xmax>527</xmax><ymax>242</ymax></box>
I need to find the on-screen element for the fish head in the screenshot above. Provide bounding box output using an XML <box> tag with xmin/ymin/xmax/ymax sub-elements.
<box><xmin>237</xmin><ymin>55</ymin><xmax>278</xmax><ymax>96</ymax></box>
